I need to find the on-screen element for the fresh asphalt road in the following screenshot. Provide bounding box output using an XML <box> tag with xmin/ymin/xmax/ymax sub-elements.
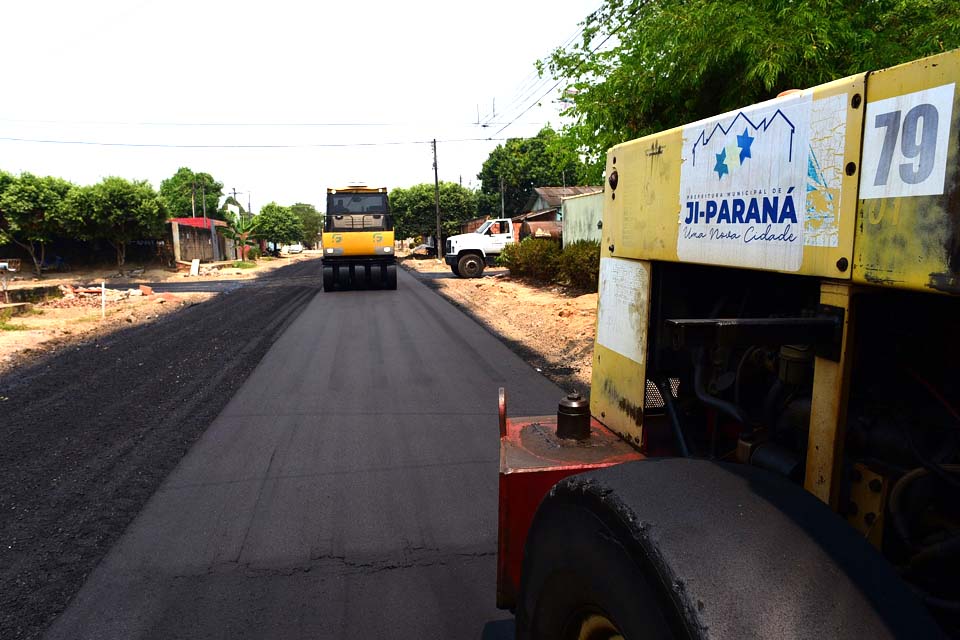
<box><xmin>45</xmin><ymin>265</ymin><xmax>562</xmax><ymax>639</ymax></box>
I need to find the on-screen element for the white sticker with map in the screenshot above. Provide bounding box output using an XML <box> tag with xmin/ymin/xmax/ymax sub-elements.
<box><xmin>596</xmin><ymin>257</ymin><xmax>649</xmax><ymax>366</ymax></box>
<box><xmin>806</xmin><ymin>93</ymin><xmax>848</xmax><ymax>247</ymax></box>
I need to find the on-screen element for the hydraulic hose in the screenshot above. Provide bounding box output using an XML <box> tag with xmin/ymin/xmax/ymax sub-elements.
<box><xmin>693</xmin><ymin>348</ymin><xmax>751</xmax><ymax>426</ymax></box>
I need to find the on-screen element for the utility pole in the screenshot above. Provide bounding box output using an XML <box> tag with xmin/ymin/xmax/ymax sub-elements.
<box><xmin>201</xmin><ymin>183</ymin><xmax>207</xmax><ymax>220</ymax></box>
<box><xmin>191</xmin><ymin>181</ymin><xmax>196</xmax><ymax>217</ymax></box>
<box><xmin>500</xmin><ymin>176</ymin><xmax>505</xmax><ymax>218</ymax></box>
<box><xmin>433</xmin><ymin>139</ymin><xmax>442</xmax><ymax>261</ymax></box>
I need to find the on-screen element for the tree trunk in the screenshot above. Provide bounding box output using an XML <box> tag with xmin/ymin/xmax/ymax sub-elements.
<box><xmin>111</xmin><ymin>240</ymin><xmax>126</xmax><ymax>267</ymax></box>
<box><xmin>13</xmin><ymin>238</ymin><xmax>41</xmax><ymax>277</ymax></box>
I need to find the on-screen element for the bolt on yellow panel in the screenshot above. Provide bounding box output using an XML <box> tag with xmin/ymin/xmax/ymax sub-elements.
<box><xmin>854</xmin><ymin>49</ymin><xmax>960</xmax><ymax>295</ymax></box>
<box><xmin>604</xmin><ymin>75</ymin><xmax>865</xmax><ymax>278</ymax></box>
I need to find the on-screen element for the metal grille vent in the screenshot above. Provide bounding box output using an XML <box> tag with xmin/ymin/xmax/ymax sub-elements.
<box><xmin>644</xmin><ymin>378</ymin><xmax>679</xmax><ymax>410</ymax></box>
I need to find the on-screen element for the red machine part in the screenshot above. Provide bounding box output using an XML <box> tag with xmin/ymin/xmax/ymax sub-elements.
<box><xmin>497</xmin><ymin>411</ymin><xmax>644</xmax><ymax>610</ymax></box>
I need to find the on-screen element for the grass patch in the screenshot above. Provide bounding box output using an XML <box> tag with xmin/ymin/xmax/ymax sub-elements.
<box><xmin>0</xmin><ymin>310</ymin><xmax>28</xmax><ymax>330</ymax></box>
<box><xmin>232</xmin><ymin>261</ymin><xmax>257</xmax><ymax>269</ymax></box>
<box><xmin>260</xmin><ymin>256</ymin><xmax>276</xmax><ymax>262</ymax></box>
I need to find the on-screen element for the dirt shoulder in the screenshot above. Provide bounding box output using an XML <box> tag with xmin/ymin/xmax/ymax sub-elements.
<box><xmin>0</xmin><ymin>252</ymin><xmax>318</xmax><ymax>379</ymax></box>
<box><xmin>399</xmin><ymin>254</ymin><xmax>597</xmax><ymax>394</ymax></box>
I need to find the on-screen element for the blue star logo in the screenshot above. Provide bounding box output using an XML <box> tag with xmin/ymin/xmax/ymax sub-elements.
<box><xmin>737</xmin><ymin>128</ymin><xmax>754</xmax><ymax>164</ymax></box>
<box><xmin>714</xmin><ymin>148</ymin><xmax>729</xmax><ymax>179</ymax></box>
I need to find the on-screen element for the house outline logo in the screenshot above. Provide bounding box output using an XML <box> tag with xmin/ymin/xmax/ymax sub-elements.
<box><xmin>690</xmin><ymin>109</ymin><xmax>797</xmax><ymax>180</ymax></box>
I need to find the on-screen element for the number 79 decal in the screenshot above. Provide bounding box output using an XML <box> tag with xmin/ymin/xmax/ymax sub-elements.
<box><xmin>860</xmin><ymin>83</ymin><xmax>955</xmax><ymax>200</ymax></box>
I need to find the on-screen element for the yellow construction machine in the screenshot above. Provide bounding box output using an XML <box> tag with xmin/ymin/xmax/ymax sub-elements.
<box><xmin>321</xmin><ymin>185</ymin><xmax>396</xmax><ymax>290</ymax></box>
<box><xmin>498</xmin><ymin>49</ymin><xmax>960</xmax><ymax>638</ymax></box>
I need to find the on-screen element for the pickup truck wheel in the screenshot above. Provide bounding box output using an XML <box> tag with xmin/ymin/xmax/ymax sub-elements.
<box><xmin>322</xmin><ymin>265</ymin><xmax>334</xmax><ymax>291</ymax></box>
<box><xmin>457</xmin><ymin>253</ymin><xmax>484</xmax><ymax>278</ymax></box>
<box><xmin>451</xmin><ymin>263</ymin><xmax>461</xmax><ymax>277</ymax></box>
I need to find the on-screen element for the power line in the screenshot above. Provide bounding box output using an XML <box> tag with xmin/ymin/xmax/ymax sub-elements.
<box><xmin>0</xmin><ymin>136</ymin><xmax>507</xmax><ymax>149</ymax></box>
<box><xmin>0</xmin><ymin>118</ymin><xmax>477</xmax><ymax>128</ymax></box>
<box><xmin>492</xmin><ymin>15</ymin><xmax>625</xmax><ymax>137</ymax></box>
<box><xmin>477</xmin><ymin>12</ymin><xmax>594</xmax><ymax>126</ymax></box>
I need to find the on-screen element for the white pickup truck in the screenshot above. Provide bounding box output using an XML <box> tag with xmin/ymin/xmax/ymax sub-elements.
<box><xmin>444</xmin><ymin>218</ymin><xmax>514</xmax><ymax>278</ymax></box>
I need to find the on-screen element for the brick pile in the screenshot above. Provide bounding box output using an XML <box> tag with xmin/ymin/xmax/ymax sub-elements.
<box><xmin>44</xmin><ymin>284</ymin><xmax>177</xmax><ymax>308</ymax></box>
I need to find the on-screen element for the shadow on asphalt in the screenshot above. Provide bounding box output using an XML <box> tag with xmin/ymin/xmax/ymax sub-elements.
<box><xmin>480</xmin><ymin>619</ymin><xmax>515</xmax><ymax>639</ymax></box>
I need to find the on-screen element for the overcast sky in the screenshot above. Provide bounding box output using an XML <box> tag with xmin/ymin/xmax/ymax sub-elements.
<box><xmin>0</xmin><ymin>0</ymin><xmax>598</xmax><ymax>212</ymax></box>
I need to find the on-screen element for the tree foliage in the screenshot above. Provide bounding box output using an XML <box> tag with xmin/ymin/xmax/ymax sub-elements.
<box><xmin>389</xmin><ymin>182</ymin><xmax>477</xmax><ymax>240</ymax></box>
<box><xmin>159</xmin><ymin>167</ymin><xmax>224</xmax><ymax>219</ymax></box>
<box><xmin>69</xmin><ymin>177</ymin><xmax>165</xmax><ymax>266</ymax></box>
<box><xmin>0</xmin><ymin>172</ymin><xmax>76</xmax><ymax>275</ymax></box>
<box><xmin>221</xmin><ymin>211</ymin><xmax>261</xmax><ymax>260</ymax></box>
<box><xmin>476</xmin><ymin>126</ymin><xmax>592</xmax><ymax>218</ymax></box>
<box><xmin>544</xmin><ymin>0</ymin><xmax>960</xmax><ymax>167</ymax></box>
<box><xmin>256</xmin><ymin>202</ymin><xmax>303</xmax><ymax>247</ymax></box>
<box><xmin>220</xmin><ymin>195</ymin><xmax>246</xmax><ymax>216</ymax></box>
<box><xmin>290</xmin><ymin>202</ymin><xmax>322</xmax><ymax>247</ymax></box>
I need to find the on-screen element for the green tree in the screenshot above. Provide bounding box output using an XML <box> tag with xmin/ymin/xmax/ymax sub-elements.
<box><xmin>0</xmin><ymin>172</ymin><xmax>76</xmax><ymax>276</ymax></box>
<box><xmin>256</xmin><ymin>202</ymin><xmax>303</xmax><ymax>249</ymax></box>
<box><xmin>390</xmin><ymin>182</ymin><xmax>477</xmax><ymax>240</ymax></box>
<box><xmin>159</xmin><ymin>167</ymin><xmax>224</xmax><ymax>219</ymax></box>
<box><xmin>290</xmin><ymin>202</ymin><xmax>322</xmax><ymax>247</ymax></box>
<box><xmin>476</xmin><ymin>126</ymin><xmax>590</xmax><ymax>218</ymax></box>
<box><xmin>70</xmin><ymin>177</ymin><xmax>165</xmax><ymax>266</ymax></box>
<box><xmin>221</xmin><ymin>211</ymin><xmax>261</xmax><ymax>260</ymax></box>
<box><xmin>544</xmin><ymin>0</ymin><xmax>960</xmax><ymax>165</ymax></box>
<box><xmin>220</xmin><ymin>195</ymin><xmax>246</xmax><ymax>216</ymax></box>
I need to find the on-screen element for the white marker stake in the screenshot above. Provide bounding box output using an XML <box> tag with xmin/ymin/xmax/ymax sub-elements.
<box><xmin>101</xmin><ymin>281</ymin><xmax>106</xmax><ymax>320</ymax></box>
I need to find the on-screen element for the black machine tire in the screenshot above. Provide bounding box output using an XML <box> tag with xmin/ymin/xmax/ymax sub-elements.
<box><xmin>336</xmin><ymin>265</ymin><xmax>351</xmax><ymax>289</ymax></box>
<box><xmin>457</xmin><ymin>253</ymin><xmax>484</xmax><ymax>278</ymax></box>
<box><xmin>517</xmin><ymin>459</ymin><xmax>940</xmax><ymax>640</ymax></box>
<box><xmin>386</xmin><ymin>263</ymin><xmax>398</xmax><ymax>290</ymax></box>
<box><xmin>451</xmin><ymin>262</ymin><xmax>461</xmax><ymax>277</ymax></box>
<box><xmin>352</xmin><ymin>264</ymin><xmax>367</xmax><ymax>289</ymax></box>
<box><xmin>519</xmin><ymin>497</ymin><xmax>675</xmax><ymax>640</ymax></box>
<box><xmin>322</xmin><ymin>265</ymin><xmax>334</xmax><ymax>291</ymax></box>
